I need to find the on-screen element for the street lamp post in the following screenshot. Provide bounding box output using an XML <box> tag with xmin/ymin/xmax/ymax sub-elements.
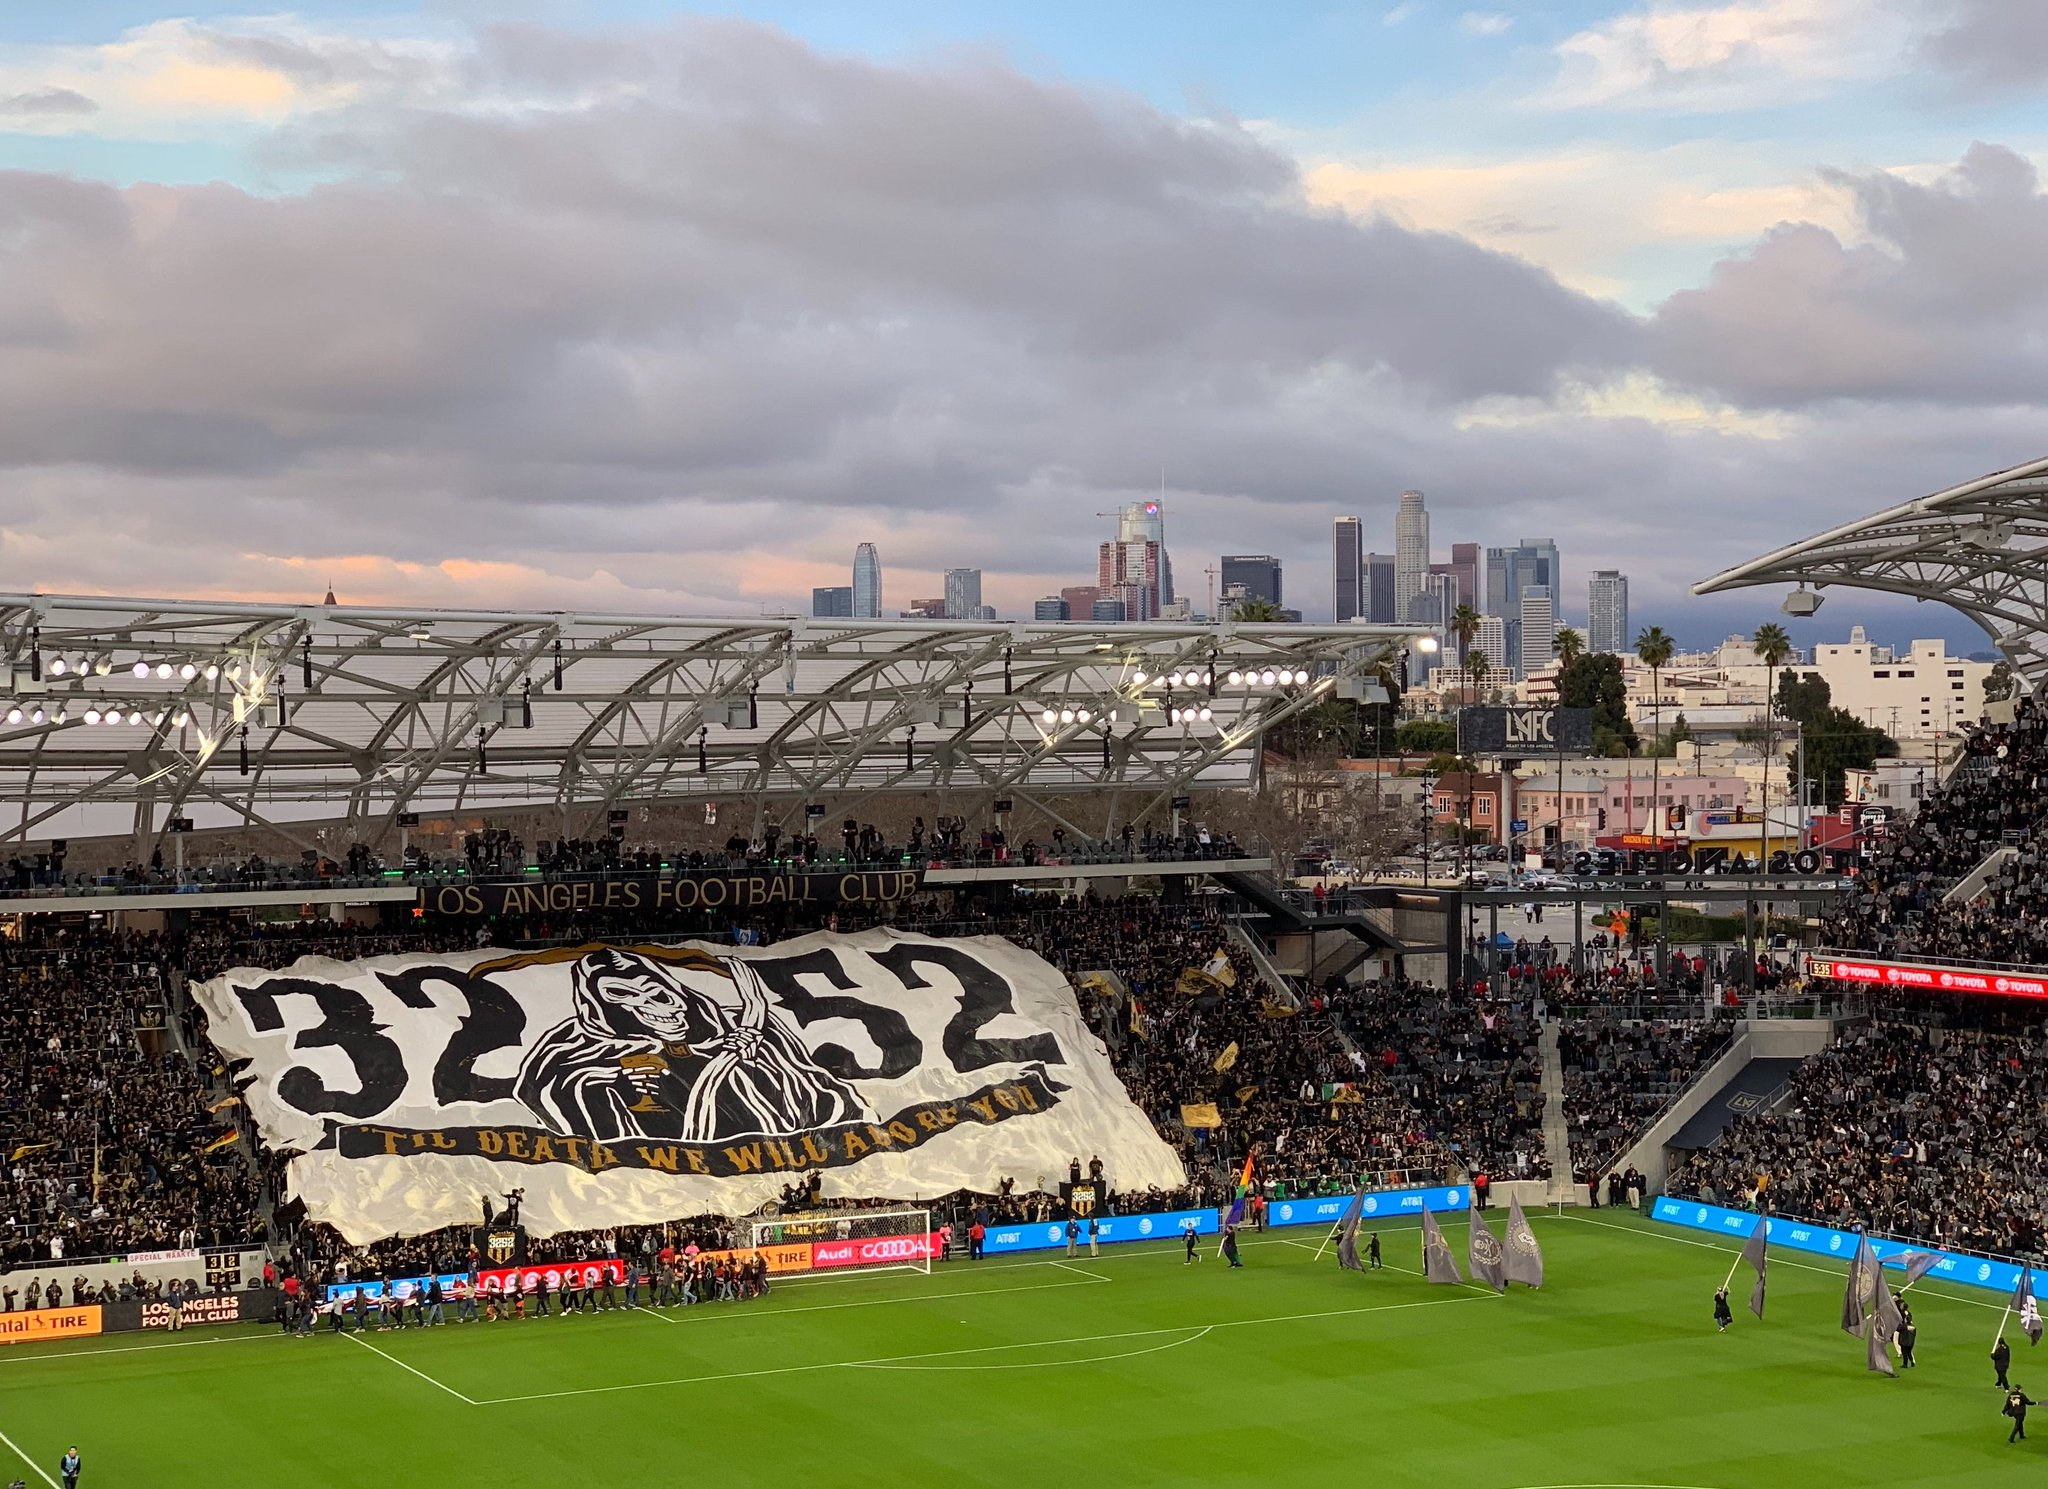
<box><xmin>1420</xmin><ymin>772</ymin><xmax>1438</xmax><ymax>886</ymax></box>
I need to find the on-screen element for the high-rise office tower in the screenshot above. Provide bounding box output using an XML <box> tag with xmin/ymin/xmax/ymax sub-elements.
<box><xmin>1474</xmin><ymin>614</ymin><xmax>1507</xmax><ymax>677</ymax></box>
<box><xmin>1485</xmin><ymin>538</ymin><xmax>1562</xmax><ymax>674</ymax></box>
<box><xmin>811</xmin><ymin>586</ymin><xmax>853</xmax><ymax>618</ymax></box>
<box><xmin>1394</xmin><ymin>490</ymin><xmax>1430</xmax><ymax>623</ymax></box>
<box><xmin>852</xmin><ymin>543</ymin><xmax>882</xmax><ymax>619</ymax></box>
<box><xmin>1105</xmin><ymin>500</ymin><xmax>1174</xmax><ymax>612</ymax></box>
<box><xmin>1364</xmin><ymin>553</ymin><xmax>1396</xmax><ymax>624</ymax></box>
<box><xmin>1220</xmin><ymin>555</ymin><xmax>1282</xmax><ymax>609</ymax></box>
<box><xmin>1098</xmin><ymin>538</ymin><xmax>1160</xmax><ymax>620</ymax></box>
<box><xmin>1333</xmin><ymin>517</ymin><xmax>1363</xmax><ymax>623</ymax></box>
<box><xmin>1033</xmin><ymin>596</ymin><xmax>1070</xmax><ymax>621</ymax></box>
<box><xmin>1519</xmin><ymin>586</ymin><xmax>1555</xmax><ymax>677</ymax></box>
<box><xmin>943</xmin><ymin>568</ymin><xmax>982</xmax><ymax>620</ymax></box>
<box><xmin>1588</xmin><ymin>570</ymin><xmax>1629</xmax><ymax>655</ymax></box>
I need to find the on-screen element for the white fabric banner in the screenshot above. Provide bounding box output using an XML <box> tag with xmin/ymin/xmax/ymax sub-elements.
<box><xmin>192</xmin><ymin>930</ymin><xmax>1183</xmax><ymax>1243</ymax></box>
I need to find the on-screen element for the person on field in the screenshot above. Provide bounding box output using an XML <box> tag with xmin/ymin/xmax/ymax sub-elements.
<box><xmin>1065</xmin><ymin>1218</ymin><xmax>1080</xmax><ymax>1258</ymax></box>
<box><xmin>2008</xmin><ymin>1386</ymin><xmax>2036</xmax><ymax>1443</ymax></box>
<box><xmin>1222</xmin><ymin>1224</ymin><xmax>1243</xmax><ymax>1269</ymax></box>
<box><xmin>1713</xmin><ymin>1287</ymin><xmax>1732</xmax><ymax>1333</ymax></box>
<box><xmin>1183</xmin><ymin>1220</ymin><xmax>1201</xmax><ymax>1264</ymax></box>
<box><xmin>59</xmin><ymin>1448</ymin><xmax>79</xmax><ymax>1488</ymax></box>
<box><xmin>1996</xmin><ymin>1336</ymin><xmax>2014</xmax><ymax>1390</ymax></box>
<box><xmin>1368</xmin><ymin>1234</ymin><xmax>1383</xmax><ymax>1270</ymax></box>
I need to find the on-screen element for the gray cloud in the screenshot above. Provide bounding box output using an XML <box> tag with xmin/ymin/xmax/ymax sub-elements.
<box><xmin>0</xmin><ymin>88</ymin><xmax>97</xmax><ymax>116</ymax></box>
<box><xmin>1648</xmin><ymin>143</ymin><xmax>2048</xmax><ymax>408</ymax></box>
<box><xmin>0</xmin><ymin>16</ymin><xmax>2038</xmax><ymax>644</ymax></box>
<box><xmin>1920</xmin><ymin>0</ymin><xmax>2048</xmax><ymax>92</ymax></box>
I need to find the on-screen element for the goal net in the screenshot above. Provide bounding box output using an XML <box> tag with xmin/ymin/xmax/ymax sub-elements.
<box><xmin>747</xmin><ymin>1207</ymin><xmax>939</xmax><ymax>1279</ymax></box>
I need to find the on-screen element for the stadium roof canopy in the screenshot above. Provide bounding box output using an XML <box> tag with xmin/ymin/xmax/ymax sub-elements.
<box><xmin>1694</xmin><ymin>454</ymin><xmax>2048</xmax><ymax>680</ymax></box>
<box><xmin>0</xmin><ymin>593</ymin><xmax>1419</xmax><ymax>850</ymax></box>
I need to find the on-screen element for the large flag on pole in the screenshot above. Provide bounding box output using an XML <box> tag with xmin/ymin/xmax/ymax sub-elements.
<box><xmin>1335</xmin><ymin>1180</ymin><xmax>1369</xmax><ymax>1273</ymax></box>
<box><xmin>1503</xmin><ymin>1195</ymin><xmax>1544</xmax><ymax>1289</ymax></box>
<box><xmin>1841</xmin><ymin>1232</ymin><xmax>1878</xmax><ymax>1336</ymax></box>
<box><xmin>1894</xmin><ymin>1251</ymin><xmax>1940</xmax><ymax>1285</ymax></box>
<box><xmin>2020</xmin><ymin>1270</ymin><xmax>2044</xmax><ymax>1346</ymax></box>
<box><xmin>1421</xmin><ymin>1208</ymin><xmax>1465</xmax><ymax>1286</ymax></box>
<box><xmin>1467</xmin><ymin>1207</ymin><xmax>1507</xmax><ymax>1293</ymax></box>
<box><xmin>1865</xmin><ymin>1315</ymin><xmax>1897</xmax><ymax>1377</ymax></box>
<box><xmin>1740</xmin><ymin>1219</ymin><xmax>1769</xmax><ymax>1319</ymax></box>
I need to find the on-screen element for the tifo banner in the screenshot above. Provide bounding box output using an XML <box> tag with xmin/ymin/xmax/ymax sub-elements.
<box><xmin>983</xmin><ymin>1207</ymin><xmax>1218</xmax><ymax>1255</ymax></box>
<box><xmin>0</xmin><ymin>1307</ymin><xmax>101</xmax><ymax>1346</ymax></box>
<box><xmin>418</xmin><ymin>868</ymin><xmax>924</xmax><ymax>919</ymax></box>
<box><xmin>1652</xmin><ymin>1198</ymin><xmax>2040</xmax><ymax>1298</ymax></box>
<box><xmin>1267</xmin><ymin>1186</ymin><xmax>1469</xmax><ymax>1228</ymax></box>
<box><xmin>194</xmin><ymin>930</ymin><xmax>1184</xmax><ymax>1244</ymax></box>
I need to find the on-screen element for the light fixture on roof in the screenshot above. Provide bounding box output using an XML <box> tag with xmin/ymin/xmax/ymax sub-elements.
<box><xmin>409</xmin><ymin>622</ymin><xmax>433</xmax><ymax>642</ymax></box>
<box><xmin>1782</xmin><ymin>588</ymin><xmax>1822</xmax><ymax>618</ymax></box>
<box><xmin>48</xmin><ymin>657</ymin><xmax>66</xmax><ymax>677</ymax></box>
<box><xmin>132</xmin><ymin>661</ymin><xmax>150</xmax><ymax>679</ymax></box>
<box><xmin>83</xmin><ymin>708</ymin><xmax>101</xmax><ymax>725</ymax></box>
<box><xmin>179</xmin><ymin>662</ymin><xmax>197</xmax><ymax>680</ymax></box>
<box><xmin>155</xmin><ymin>662</ymin><xmax>172</xmax><ymax>679</ymax></box>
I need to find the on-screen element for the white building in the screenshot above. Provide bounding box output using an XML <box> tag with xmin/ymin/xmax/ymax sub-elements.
<box><xmin>1800</xmin><ymin>628</ymin><xmax>1991</xmax><ymax>740</ymax></box>
<box><xmin>1395</xmin><ymin>490</ymin><xmax>1429</xmax><ymax>624</ymax></box>
<box><xmin>943</xmin><ymin>568</ymin><xmax>982</xmax><ymax>620</ymax></box>
<box><xmin>1587</xmin><ymin>570</ymin><xmax>1629</xmax><ymax>655</ymax></box>
<box><xmin>1518</xmin><ymin>586</ymin><xmax>1554</xmax><ymax>677</ymax></box>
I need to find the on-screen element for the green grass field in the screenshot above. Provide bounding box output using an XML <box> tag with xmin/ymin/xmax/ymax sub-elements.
<box><xmin>0</xmin><ymin>1209</ymin><xmax>2039</xmax><ymax>1488</ymax></box>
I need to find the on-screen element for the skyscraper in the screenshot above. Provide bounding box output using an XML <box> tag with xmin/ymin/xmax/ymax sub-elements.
<box><xmin>1364</xmin><ymin>553</ymin><xmax>1396</xmax><ymax>624</ymax></box>
<box><xmin>1588</xmin><ymin>570</ymin><xmax>1630</xmax><ymax>655</ymax></box>
<box><xmin>1474</xmin><ymin>614</ymin><xmax>1507</xmax><ymax>676</ymax></box>
<box><xmin>1519</xmin><ymin>586</ymin><xmax>1555</xmax><ymax>677</ymax></box>
<box><xmin>1394</xmin><ymin>490</ymin><xmax>1430</xmax><ymax>624</ymax></box>
<box><xmin>811</xmin><ymin>586</ymin><xmax>853</xmax><ymax>618</ymax></box>
<box><xmin>1485</xmin><ymin>538</ymin><xmax>1562</xmax><ymax>674</ymax></box>
<box><xmin>1033</xmin><ymin>596</ymin><xmax>1070</xmax><ymax>621</ymax></box>
<box><xmin>1220</xmin><ymin>555</ymin><xmax>1282</xmax><ymax>609</ymax></box>
<box><xmin>852</xmin><ymin>543</ymin><xmax>882</xmax><ymax>619</ymax></box>
<box><xmin>1333</xmin><ymin>517</ymin><xmax>1363</xmax><ymax>623</ymax></box>
<box><xmin>1104</xmin><ymin>500</ymin><xmax>1173</xmax><ymax>613</ymax></box>
<box><xmin>943</xmin><ymin>568</ymin><xmax>982</xmax><ymax>620</ymax></box>
<box><xmin>1098</xmin><ymin>538</ymin><xmax>1160</xmax><ymax>619</ymax></box>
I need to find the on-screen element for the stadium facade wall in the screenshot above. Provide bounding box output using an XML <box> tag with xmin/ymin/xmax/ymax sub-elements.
<box><xmin>0</xmin><ymin>1246</ymin><xmax>267</xmax><ymax>1306</ymax></box>
<box><xmin>1652</xmin><ymin>1197</ymin><xmax>2041</xmax><ymax>1298</ymax></box>
<box><xmin>0</xmin><ymin>1286</ymin><xmax>279</xmax><ymax>1346</ymax></box>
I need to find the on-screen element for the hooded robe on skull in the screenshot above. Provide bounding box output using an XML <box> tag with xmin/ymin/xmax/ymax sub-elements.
<box><xmin>515</xmin><ymin>946</ymin><xmax>871</xmax><ymax>1143</ymax></box>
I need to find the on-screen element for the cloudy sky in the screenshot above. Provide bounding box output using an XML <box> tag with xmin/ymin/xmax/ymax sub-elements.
<box><xmin>1</xmin><ymin>1</ymin><xmax>2044</xmax><ymax>649</ymax></box>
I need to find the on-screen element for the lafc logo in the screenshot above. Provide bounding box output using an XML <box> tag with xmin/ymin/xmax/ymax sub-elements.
<box><xmin>484</xmin><ymin>1228</ymin><xmax>520</xmax><ymax>1264</ymax></box>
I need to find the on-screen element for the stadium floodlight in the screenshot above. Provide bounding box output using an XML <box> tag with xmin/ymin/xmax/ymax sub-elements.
<box><xmin>1260</xmin><ymin>669</ymin><xmax>1277</xmax><ymax>686</ymax></box>
<box><xmin>1132</xmin><ymin>669</ymin><xmax>1147</xmax><ymax>684</ymax></box>
<box><xmin>1040</xmin><ymin>708</ymin><xmax>1057</xmax><ymax>724</ymax></box>
<box><xmin>1076</xmin><ymin>708</ymin><xmax>1091</xmax><ymax>723</ymax></box>
<box><xmin>47</xmin><ymin>657</ymin><xmax>66</xmax><ymax>676</ymax></box>
<box><xmin>93</xmin><ymin>658</ymin><xmax>111</xmax><ymax>676</ymax></box>
<box><xmin>1781</xmin><ymin>588</ymin><xmax>1822</xmax><ymax>617</ymax></box>
<box><xmin>29</xmin><ymin>708</ymin><xmax>43</xmax><ymax>724</ymax></box>
<box><xmin>204</xmin><ymin>663</ymin><xmax>220</xmax><ymax>681</ymax></box>
<box><xmin>132</xmin><ymin>661</ymin><xmax>150</xmax><ymax>679</ymax></box>
<box><xmin>1226</xmin><ymin>669</ymin><xmax>1243</xmax><ymax>685</ymax></box>
<box><xmin>83</xmin><ymin>708</ymin><xmax>100</xmax><ymax>725</ymax></box>
<box><xmin>155</xmin><ymin>662</ymin><xmax>172</xmax><ymax>679</ymax></box>
<box><xmin>179</xmin><ymin>662</ymin><xmax>197</xmax><ymax>680</ymax></box>
<box><xmin>1059</xmin><ymin>708</ymin><xmax>1075</xmax><ymax>723</ymax></box>
<box><xmin>3</xmin><ymin>707</ymin><xmax>19</xmax><ymax>724</ymax></box>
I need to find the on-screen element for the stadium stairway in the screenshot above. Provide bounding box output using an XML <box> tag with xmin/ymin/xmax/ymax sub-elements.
<box><xmin>1536</xmin><ymin>1023</ymin><xmax>1577</xmax><ymax>1202</ymax></box>
<box><xmin>1224</xmin><ymin>921</ymin><xmax>1306</xmax><ymax>1009</ymax></box>
<box><xmin>1605</xmin><ymin>1019</ymin><xmax>1833</xmax><ymax>1195</ymax></box>
<box><xmin>1942</xmin><ymin>844</ymin><xmax>2017</xmax><ymax>903</ymax></box>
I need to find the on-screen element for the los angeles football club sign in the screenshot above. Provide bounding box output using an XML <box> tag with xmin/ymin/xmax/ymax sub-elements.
<box><xmin>192</xmin><ymin>930</ymin><xmax>1184</xmax><ymax>1243</ymax></box>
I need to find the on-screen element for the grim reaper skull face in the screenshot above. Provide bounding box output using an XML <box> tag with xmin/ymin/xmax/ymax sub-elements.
<box><xmin>576</xmin><ymin>950</ymin><xmax>729</xmax><ymax>1045</ymax></box>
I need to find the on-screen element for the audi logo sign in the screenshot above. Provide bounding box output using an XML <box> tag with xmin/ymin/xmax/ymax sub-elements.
<box><xmin>810</xmin><ymin>1233</ymin><xmax>943</xmax><ymax>1269</ymax></box>
<box><xmin>1807</xmin><ymin>953</ymin><xmax>2048</xmax><ymax>1001</ymax></box>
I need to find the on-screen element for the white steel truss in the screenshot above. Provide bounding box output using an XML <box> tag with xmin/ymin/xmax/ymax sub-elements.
<box><xmin>0</xmin><ymin>593</ymin><xmax>1417</xmax><ymax>851</ymax></box>
<box><xmin>1694</xmin><ymin>454</ymin><xmax>2048</xmax><ymax>683</ymax></box>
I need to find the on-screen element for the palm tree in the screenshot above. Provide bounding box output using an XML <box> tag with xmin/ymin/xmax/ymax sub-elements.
<box><xmin>1752</xmin><ymin>622</ymin><xmax>1793</xmax><ymax>872</ymax></box>
<box><xmin>1555</xmin><ymin>626</ymin><xmax>1586</xmax><ymax>668</ymax></box>
<box><xmin>1449</xmin><ymin>603</ymin><xmax>1482</xmax><ymax>663</ymax></box>
<box><xmin>1230</xmin><ymin>597</ymin><xmax>1287</xmax><ymax>623</ymax></box>
<box><xmin>1636</xmin><ymin>625</ymin><xmax>1676</xmax><ymax>846</ymax></box>
<box><xmin>1463</xmin><ymin>646</ymin><xmax>1490</xmax><ymax>703</ymax></box>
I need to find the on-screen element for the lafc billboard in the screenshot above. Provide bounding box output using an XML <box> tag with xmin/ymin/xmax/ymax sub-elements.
<box><xmin>1460</xmin><ymin>707</ymin><xmax>1594</xmax><ymax>754</ymax></box>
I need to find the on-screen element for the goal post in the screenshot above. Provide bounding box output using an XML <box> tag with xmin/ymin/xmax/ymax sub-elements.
<box><xmin>747</xmin><ymin>1207</ymin><xmax>939</xmax><ymax>1279</ymax></box>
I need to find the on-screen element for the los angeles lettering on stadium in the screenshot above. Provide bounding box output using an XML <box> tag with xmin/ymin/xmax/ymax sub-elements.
<box><xmin>333</xmin><ymin>1072</ymin><xmax>1056</xmax><ymax>1176</ymax></box>
<box><xmin>420</xmin><ymin>869</ymin><xmax>923</xmax><ymax>918</ymax></box>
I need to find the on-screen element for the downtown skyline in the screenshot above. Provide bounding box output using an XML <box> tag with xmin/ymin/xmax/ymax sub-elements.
<box><xmin>0</xmin><ymin>4</ymin><xmax>2043</xmax><ymax>655</ymax></box>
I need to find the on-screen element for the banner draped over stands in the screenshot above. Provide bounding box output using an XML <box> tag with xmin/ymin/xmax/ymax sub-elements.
<box><xmin>193</xmin><ymin>931</ymin><xmax>1184</xmax><ymax>1244</ymax></box>
<box><xmin>417</xmin><ymin>868</ymin><xmax>924</xmax><ymax>919</ymax></box>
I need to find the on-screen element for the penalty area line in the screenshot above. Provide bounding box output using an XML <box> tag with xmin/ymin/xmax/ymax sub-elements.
<box><xmin>342</xmin><ymin>1330</ymin><xmax>480</xmax><ymax>1406</ymax></box>
<box><xmin>0</xmin><ymin>1425</ymin><xmax>59</xmax><ymax>1489</ymax></box>
<box><xmin>473</xmin><ymin>1288</ymin><xmax>1488</xmax><ymax>1405</ymax></box>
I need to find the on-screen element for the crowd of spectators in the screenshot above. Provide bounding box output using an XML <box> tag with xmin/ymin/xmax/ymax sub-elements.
<box><xmin>1558</xmin><ymin>1016</ymin><xmax>1728</xmax><ymax>1177</ymax></box>
<box><xmin>1328</xmin><ymin>981</ymin><xmax>1551</xmax><ymax>1184</ymax></box>
<box><xmin>1827</xmin><ymin>696</ymin><xmax>2048</xmax><ymax>963</ymax></box>
<box><xmin>1666</xmin><ymin>1017</ymin><xmax>2048</xmax><ymax>1259</ymax></box>
<box><xmin>0</xmin><ymin>931</ymin><xmax>260</xmax><ymax>1270</ymax></box>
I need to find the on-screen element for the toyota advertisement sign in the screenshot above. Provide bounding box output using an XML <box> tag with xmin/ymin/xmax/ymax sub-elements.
<box><xmin>1806</xmin><ymin>953</ymin><xmax>2048</xmax><ymax>1001</ymax></box>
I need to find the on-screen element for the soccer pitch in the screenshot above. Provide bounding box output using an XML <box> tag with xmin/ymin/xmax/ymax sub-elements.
<box><xmin>0</xmin><ymin>1210</ymin><xmax>2035</xmax><ymax>1488</ymax></box>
